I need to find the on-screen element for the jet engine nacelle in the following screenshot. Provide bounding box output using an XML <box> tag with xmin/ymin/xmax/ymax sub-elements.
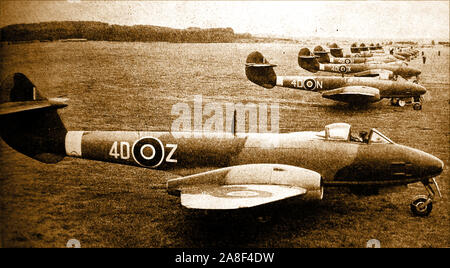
<box><xmin>225</xmin><ymin>164</ymin><xmax>324</xmax><ymax>201</ymax></box>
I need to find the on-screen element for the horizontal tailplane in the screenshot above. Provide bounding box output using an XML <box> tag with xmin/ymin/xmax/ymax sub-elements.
<box><xmin>0</xmin><ymin>73</ymin><xmax>67</xmax><ymax>163</ymax></box>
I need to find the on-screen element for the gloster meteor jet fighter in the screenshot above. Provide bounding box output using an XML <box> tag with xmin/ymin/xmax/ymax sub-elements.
<box><xmin>331</xmin><ymin>43</ymin><xmax>406</xmax><ymax>61</ymax></box>
<box><xmin>247</xmin><ymin>51</ymin><xmax>426</xmax><ymax>109</ymax></box>
<box><xmin>395</xmin><ymin>47</ymin><xmax>419</xmax><ymax>60</ymax></box>
<box><xmin>314</xmin><ymin>45</ymin><xmax>403</xmax><ymax>65</ymax></box>
<box><xmin>0</xmin><ymin>73</ymin><xmax>443</xmax><ymax>215</ymax></box>
<box><xmin>368</xmin><ymin>43</ymin><xmax>385</xmax><ymax>54</ymax></box>
<box><xmin>299</xmin><ymin>48</ymin><xmax>422</xmax><ymax>82</ymax></box>
<box><xmin>1</xmin><ymin>73</ymin><xmax>443</xmax><ymax>215</ymax></box>
<box><xmin>349</xmin><ymin>43</ymin><xmax>376</xmax><ymax>58</ymax></box>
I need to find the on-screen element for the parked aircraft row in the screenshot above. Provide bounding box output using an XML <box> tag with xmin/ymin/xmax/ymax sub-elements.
<box><xmin>246</xmin><ymin>42</ymin><xmax>425</xmax><ymax>110</ymax></box>
<box><xmin>0</xmin><ymin>59</ymin><xmax>443</xmax><ymax>217</ymax></box>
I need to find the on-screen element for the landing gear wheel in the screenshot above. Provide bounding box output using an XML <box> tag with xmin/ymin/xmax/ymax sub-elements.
<box><xmin>398</xmin><ymin>99</ymin><xmax>406</xmax><ymax>107</ymax></box>
<box><xmin>413</xmin><ymin>102</ymin><xmax>422</xmax><ymax>110</ymax></box>
<box><xmin>410</xmin><ymin>196</ymin><xmax>432</xmax><ymax>217</ymax></box>
<box><xmin>390</xmin><ymin>98</ymin><xmax>398</xmax><ymax>106</ymax></box>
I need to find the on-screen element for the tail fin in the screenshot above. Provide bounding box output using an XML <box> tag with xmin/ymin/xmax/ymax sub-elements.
<box><xmin>359</xmin><ymin>43</ymin><xmax>369</xmax><ymax>52</ymax></box>
<box><xmin>0</xmin><ymin>73</ymin><xmax>67</xmax><ymax>163</ymax></box>
<box><xmin>245</xmin><ymin>51</ymin><xmax>277</xmax><ymax>89</ymax></box>
<box><xmin>329</xmin><ymin>43</ymin><xmax>344</xmax><ymax>57</ymax></box>
<box><xmin>350</xmin><ymin>43</ymin><xmax>360</xmax><ymax>54</ymax></box>
<box><xmin>313</xmin><ymin>46</ymin><xmax>330</xmax><ymax>63</ymax></box>
<box><xmin>298</xmin><ymin>48</ymin><xmax>320</xmax><ymax>73</ymax></box>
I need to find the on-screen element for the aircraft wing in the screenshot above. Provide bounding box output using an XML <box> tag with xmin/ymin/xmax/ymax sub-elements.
<box><xmin>167</xmin><ymin>164</ymin><xmax>321</xmax><ymax>209</ymax></box>
<box><xmin>353</xmin><ymin>69</ymin><xmax>393</xmax><ymax>80</ymax></box>
<box><xmin>321</xmin><ymin>86</ymin><xmax>381</xmax><ymax>103</ymax></box>
<box><xmin>178</xmin><ymin>184</ymin><xmax>306</xmax><ymax>210</ymax></box>
<box><xmin>245</xmin><ymin>63</ymin><xmax>278</xmax><ymax>67</ymax></box>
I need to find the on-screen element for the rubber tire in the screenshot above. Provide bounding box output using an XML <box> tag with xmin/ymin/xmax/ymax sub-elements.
<box><xmin>410</xmin><ymin>197</ymin><xmax>432</xmax><ymax>216</ymax></box>
<box><xmin>413</xmin><ymin>103</ymin><xmax>422</xmax><ymax>110</ymax></box>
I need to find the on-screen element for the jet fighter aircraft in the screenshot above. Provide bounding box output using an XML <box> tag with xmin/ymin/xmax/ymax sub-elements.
<box><xmin>342</xmin><ymin>43</ymin><xmax>407</xmax><ymax>61</ymax></box>
<box><xmin>0</xmin><ymin>73</ymin><xmax>443</xmax><ymax>215</ymax></box>
<box><xmin>298</xmin><ymin>48</ymin><xmax>422</xmax><ymax>82</ymax></box>
<box><xmin>329</xmin><ymin>43</ymin><xmax>398</xmax><ymax>61</ymax></box>
<box><xmin>350</xmin><ymin>43</ymin><xmax>372</xmax><ymax>57</ymax></box>
<box><xmin>393</xmin><ymin>47</ymin><xmax>419</xmax><ymax>60</ymax></box>
<box><xmin>368</xmin><ymin>43</ymin><xmax>385</xmax><ymax>54</ymax></box>
<box><xmin>314</xmin><ymin>45</ymin><xmax>403</xmax><ymax>65</ymax></box>
<box><xmin>246</xmin><ymin>51</ymin><xmax>426</xmax><ymax>109</ymax></box>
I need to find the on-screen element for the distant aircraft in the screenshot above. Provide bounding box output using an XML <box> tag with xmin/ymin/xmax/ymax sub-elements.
<box><xmin>246</xmin><ymin>51</ymin><xmax>426</xmax><ymax>109</ymax></box>
<box><xmin>0</xmin><ymin>73</ymin><xmax>443</xmax><ymax>215</ymax></box>
<box><xmin>368</xmin><ymin>43</ymin><xmax>385</xmax><ymax>54</ymax></box>
<box><xmin>393</xmin><ymin>47</ymin><xmax>419</xmax><ymax>60</ymax></box>
<box><xmin>314</xmin><ymin>45</ymin><xmax>403</xmax><ymax>65</ymax></box>
<box><xmin>298</xmin><ymin>48</ymin><xmax>422</xmax><ymax>82</ymax></box>
<box><xmin>343</xmin><ymin>43</ymin><xmax>407</xmax><ymax>61</ymax></box>
<box><xmin>336</xmin><ymin>45</ymin><xmax>407</xmax><ymax>62</ymax></box>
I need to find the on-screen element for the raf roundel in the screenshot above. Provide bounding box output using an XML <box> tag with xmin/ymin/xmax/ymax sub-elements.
<box><xmin>209</xmin><ymin>186</ymin><xmax>273</xmax><ymax>198</ymax></box>
<box><xmin>339</xmin><ymin>65</ymin><xmax>347</xmax><ymax>73</ymax></box>
<box><xmin>304</xmin><ymin>78</ymin><xmax>316</xmax><ymax>90</ymax></box>
<box><xmin>345</xmin><ymin>59</ymin><xmax>351</xmax><ymax>64</ymax></box>
<box><xmin>132</xmin><ymin>137</ymin><xmax>165</xmax><ymax>168</ymax></box>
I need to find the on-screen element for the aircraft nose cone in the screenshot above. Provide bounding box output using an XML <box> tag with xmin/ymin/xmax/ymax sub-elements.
<box><xmin>424</xmin><ymin>154</ymin><xmax>444</xmax><ymax>177</ymax></box>
<box><xmin>416</xmin><ymin>152</ymin><xmax>444</xmax><ymax>178</ymax></box>
<box><xmin>413</xmin><ymin>84</ymin><xmax>426</xmax><ymax>95</ymax></box>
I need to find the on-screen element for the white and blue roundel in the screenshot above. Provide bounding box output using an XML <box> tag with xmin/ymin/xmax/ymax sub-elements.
<box><xmin>132</xmin><ymin>137</ymin><xmax>165</xmax><ymax>168</ymax></box>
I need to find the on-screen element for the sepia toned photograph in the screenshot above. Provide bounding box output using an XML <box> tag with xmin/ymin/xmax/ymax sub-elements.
<box><xmin>0</xmin><ymin>0</ymin><xmax>448</xmax><ymax>252</ymax></box>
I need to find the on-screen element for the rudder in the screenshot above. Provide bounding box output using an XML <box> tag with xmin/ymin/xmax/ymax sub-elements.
<box><xmin>313</xmin><ymin>46</ymin><xmax>330</xmax><ymax>63</ymax></box>
<box><xmin>0</xmin><ymin>73</ymin><xmax>67</xmax><ymax>163</ymax></box>
<box><xmin>245</xmin><ymin>51</ymin><xmax>277</xmax><ymax>89</ymax></box>
<box><xmin>329</xmin><ymin>43</ymin><xmax>344</xmax><ymax>57</ymax></box>
<box><xmin>298</xmin><ymin>48</ymin><xmax>320</xmax><ymax>73</ymax></box>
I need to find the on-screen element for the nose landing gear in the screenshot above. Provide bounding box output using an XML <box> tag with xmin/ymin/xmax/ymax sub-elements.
<box><xmin>390</xmin><ymin>96</ymin><xmax>423</xmax><ymax>110</ymax></box>
<box><xmin>412</xmin><ymin>96</ymin><xmax>423</xmax><ymax>110</ymax></box>
<box><xmin>410</xmin><ymin>178</ymin><xmax>442</xmax><ymax>217</ymax></box>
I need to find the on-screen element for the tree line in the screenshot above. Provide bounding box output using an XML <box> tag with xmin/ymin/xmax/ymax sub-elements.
<box><xmin>0</xmin><ymin>21</ymin><xmax>248</xmax><ymax>43</ymax></box>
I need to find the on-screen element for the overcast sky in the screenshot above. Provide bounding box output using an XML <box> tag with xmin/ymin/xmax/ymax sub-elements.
<box><xmin>0</xmin><ymin>1</ymin><xmax>448</xmax><ymax>40</ymax></box>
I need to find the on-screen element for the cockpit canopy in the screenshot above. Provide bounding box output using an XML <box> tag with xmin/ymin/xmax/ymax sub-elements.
<box><xmin>325</xmin><ymin>123</ymin><xmax>351</xmax><ymax>140</ymax></box>
<box><xmin>323</xmin><ymin>123</ymin><xmax>394</xmax><ymax>144</ymax></box>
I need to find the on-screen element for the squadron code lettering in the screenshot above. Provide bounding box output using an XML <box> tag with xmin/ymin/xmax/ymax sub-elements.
<box><xmin>175</xmin><ymin>252</ymin><xmax>275</xmax><ymax>265</ymax></box>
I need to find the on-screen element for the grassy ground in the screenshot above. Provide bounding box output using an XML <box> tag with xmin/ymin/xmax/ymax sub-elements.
<box><xmin>0</xmin><ymin>41</ymin><xmax>448</xmax><ymax>247</ymax></box>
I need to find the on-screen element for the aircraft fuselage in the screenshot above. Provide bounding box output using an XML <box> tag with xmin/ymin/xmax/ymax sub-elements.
<box><xmin>64</xmin><ymin>129</ymin><xmax>443</xmax><ymax>187</ymax></box>
<box><xmin>274</xmin><ymin>76</ymin><xmax>426</xmax><ymax>99</ymax></box>
<box><xmin>318</xmin><ymin>63</ymin><xmax>421</xmax><ymax>79</ymax></box>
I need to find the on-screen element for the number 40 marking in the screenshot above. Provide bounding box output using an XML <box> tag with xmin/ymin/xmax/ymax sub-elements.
<box><xmin>109</xmin><ymin>141</ymin><xmax>177</xmax><ymax>163</ymax></box>
<box><xmin>109</xmin><ymin>141</ymin><xmax>130</xmax><ymax>159</ymax></box>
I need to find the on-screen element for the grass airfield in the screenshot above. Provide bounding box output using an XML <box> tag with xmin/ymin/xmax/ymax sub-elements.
<box><xmin>0</xmin><ymin>41</ymin><xmax>448</xmax><ymax>247</ymax></box>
